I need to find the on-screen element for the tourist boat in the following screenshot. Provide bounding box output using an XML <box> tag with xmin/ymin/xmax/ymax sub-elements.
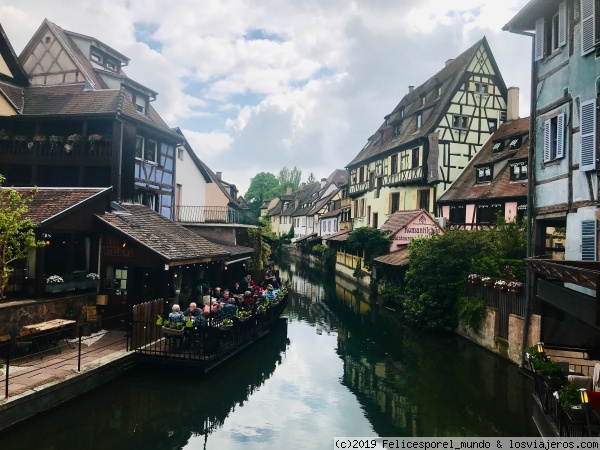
<box><xmin>130</xmin><ymin>285</ymin><xmax>291</xmax><ymax>373</ymax></box>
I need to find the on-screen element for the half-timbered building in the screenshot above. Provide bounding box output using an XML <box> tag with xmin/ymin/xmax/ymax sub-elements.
<box><xmin>0</xmin><ymin>19</ymin><xmax>181</xmax><ymax>219</ymax></box>
<box><xmin>346</xmin><ymin>37</ymin><xmax>508</xmax><ymax>230</ymax></box>
<box><xmin>505</xmin><ymin>0</ymin><xmax>600</xmax><ymax>392</ymax></box>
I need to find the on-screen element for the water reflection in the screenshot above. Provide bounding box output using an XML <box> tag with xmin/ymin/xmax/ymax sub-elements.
<box><xmin>0</xmin><ymin>255</ymin><xmax>537</xmax><ymax>449</ymax></box>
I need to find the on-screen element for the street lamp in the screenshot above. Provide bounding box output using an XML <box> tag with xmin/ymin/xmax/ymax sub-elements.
<box><xmin>580</xmin><ymin>388</ymin><xmax>592</xmax><ymax>437</ymax></box>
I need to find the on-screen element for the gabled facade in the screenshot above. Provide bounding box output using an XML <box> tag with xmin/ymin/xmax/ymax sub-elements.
<box><xmin>505</xmin><ymin>0</ymin><xmax>600</xmax><ymax>361</ymax></box>
<box><xmin>438</xmin><ymin>112</ymin><xmax>529</xmax><ymax>227</ymax></box>
<box><xmin>346</xmin><ymin>37</ymin><xmax>508</xmax><ymax>231</ymax></box>
<box><xmin>0</xmin><ymin>19</ymin><xmax>181</xmax><ymax>219</ymax></box>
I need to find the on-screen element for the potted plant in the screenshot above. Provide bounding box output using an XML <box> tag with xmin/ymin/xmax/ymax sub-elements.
<box><xmin>468</xmin><ymin>273</ymin><xmax>481</xmax><ymax>284</ymax></box>
<box><xmin>45</xmin><ymin>274</ymin><xmax>65</xmax><ymax>293</ymax></box>
<box><xmin>481</xmin><ymin>276</ymin><xmax>493</xmax><ymax>287</ymax></box>
<box><xmin>507</xmin><ymin>281</ymin><xmax>523</xmax><ymax>293</ymax></box>
<box><xmin>494</xmin><ymin>279</ymin><xmax>507</xmax><ymax>290</ymax></box>
<box><xmin>237</xmin><ymin>310</ymin><xmax>253</xmax><ymax>323</ymax></box>
<box><xmin>219</xmin><ymin>318</ymin><xmax>234</xmax><ymax>330</ymax></box>
<box><xmin>556</xmin><ymin>382</ymin><xmax>583</xmax><ymax>410</ymax></box>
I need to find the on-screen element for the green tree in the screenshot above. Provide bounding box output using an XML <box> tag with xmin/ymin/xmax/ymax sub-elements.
<box><xmin>0</xmin><ymin>176</ymin><xmax>45</xmax><ymax>299</ymax></box>
<box><xmin>278</xmin><ymin>166</ymin><xmax>302</xmax><ymax>191</ymax></box>
<box><xmin>346</xmin><ymin>227</ymin><xmax>393</xmax><ymax>270</ymax></box>
<box><xmin>244</xmin><ymin>172</ymin><xmax>279</xmax><ymax>215</ymax></box>
<box><xmin>307</xmin><ymin>172</ymin><xmax>316</xmax><ymax>183</ymax></box>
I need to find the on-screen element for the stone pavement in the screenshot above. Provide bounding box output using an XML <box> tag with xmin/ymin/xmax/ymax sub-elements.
<box><xmin>0</xmin><ymin>329</ymin><xmax>128</xmax><ymax>402</ymax></box>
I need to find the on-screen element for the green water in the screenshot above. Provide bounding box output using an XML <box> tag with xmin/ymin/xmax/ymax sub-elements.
<box><xmin>0</xmin><ymin>256</ymin><xmax>537</xmax><ymax>449</ymax></box>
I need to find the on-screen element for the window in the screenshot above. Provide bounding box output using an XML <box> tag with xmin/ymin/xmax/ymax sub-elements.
<box><xmin>90</xmin><ymin>52</ymin><xmax>102</xmax><ymax>64</ymax></box>
<box><xmin>134</xmin><ymin>191</ymin><xmax>158</xmax><ymax>211</ymax></box>
<box><xmin>543</xmin><ymin>113</ymin><xmax>564</xmax><ymax>162</ymax></box>
<box><xmin>416</xmin><ymin>114</ymin><xmax>422</xmax><ymax>129</ymax></box>
<box><xmin>393</xmin><ymin>123</ymin><xmax>401</xmax><ymax>137</ymax></box>
<box><xmin>476</xmin><ymin>166</ymin><xmax>492</xmax><ymax>184</ymax></box>
<box><xmin>400</xmin><ymin>109</ymin><xmax>405</xmax><ymax>118</ymax></box>
<box><xmin>500</xmin><ymin>111</ymin><xmax>507</xmax><ymax>122</ymax></box>
<box><xmin>417</xmin><ymin>190</ymin><xmax>430</xmax><ymax>211</ymax></box>
<box><xmin>488</xmin><ymin>119</ymin><xmax>497</xmax><ymax>132</ymax></box>
<box><xmin>367</xmin><ymin>206</ymin><xmax>371</xmax><ymax>226</ymax></box>
<box><xmin>106</xmin><ymin>59</ymin><xmax>117</xmax><ymax>71</ymax></box>
<box><xmin>581</xmin><ymin>0</ymin><xmax>595</xmax><ymax>55</ymax></box>
<box><xmin>135</xmin><ymin>136</ymin><xmax>158</xmax><ymax>163</ymax></box>
<box><xmin>453</xmin><ymin>115</ymin><xmax>469</xmax><ymax>130</ymax></box>
<box><xmin>492</xmin><ymin>140</ymin><xmax>504</xmax><ymax>152</ymax></box>
<box><xmin>390</xmin><ymin>154</ymin><xmax>398</xmax><ymax>174</ymax></box>
<box><xmin>437</xmin><ymin>86</ymin><xmax>442</xmax><ymax>97</ymax></box>
<box><xmin>390</xmin><ymin>192</ymin><xmax>400</xmax><ymax>214</ymax></box>
<box><xmin>510</xmin><ymin>160</ymin><xmax>528</xmax><ymax>181</ymax></box>
<box><xmin>580</xmin><ymin>99</ymin><xmax>597</xmax><ymax>171</ymax></box>
<box><xmin>535</xmin><ymin>1</ymin><xmax>567</xmax><ymax>60</ymax></box>
<box><xmin>135</xmin><ymin>96</ymin><xmax>146</xmax><ymax>114</ymax></box>
<box><xmin>474</xmin><ymin>82</ymin><xmax>488</xmax><ymax>94</ymax></box>
<box><xmin>477</xmin><ymin>203</ymin><xmax>503</xmax><ymax>225</ymax></box>
<box><xmin>358</xmin><ymin>166</ymin><xmax>365</xmax><ymax>183</ymax></box>
<box><xmin>421</xmin><ymin>96</ymin><xmax>426</xmax><ymax>106</ymax></box>
<box><xmin>509</xmin><ymin>137</ymin><xmax>522</xmax><ymax>150</ymax></box>
<box><xmin>449</xmin><ymin>205</ymin><xmax>465</xmax><ymax>225</ymax></box>
<box><xmin>411</xmin><ymin>148</ymin><xmax>420</xmax><ymax>168</ymax></box>
<box><xmin>177</xmin><ymin>147</ymin><xmax>184</xmax><ymax>161</ymax></box>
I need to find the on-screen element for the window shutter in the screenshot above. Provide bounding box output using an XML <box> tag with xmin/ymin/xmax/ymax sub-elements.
<box><xmin>385</xmin><ymin>193</ymin><xmax>391</xmax><ymax>215</ymax></box>
<box><xmin>558</xmin><ymin>1</ymin><xmax>567</xmax><ymax>47</ymax></box>
<box><xmin>556</xmin><ymin>113</ymin><xmax>565</xmax><ymax>159</ymax></box>
<box><xmin>535</xmin><ymin>17</ymin><xmax>545</xmax><ymax>61</ymax></box>
<box><xmin>580</xmin><ymin>99</ymin><xmax>597</xmax><ymax>171</ymax></box>
<box><xmin>543</xmin><ymin>119</ymin><xmax>551</xmax><ymax>162</ymax></box>
<box><xmin>468</xmin><ymin>81</ymin><xmax>475</xmax><ymax>92</ymax></box>
<box><xmin>582</xmin><ymin>220</ymin><xmax>597</xmax><ymax>261</ymax></box>
<box><xmin>581</xmin><ymin>0</ymin><xmax>596</xmax><ymax>55</ymax></box>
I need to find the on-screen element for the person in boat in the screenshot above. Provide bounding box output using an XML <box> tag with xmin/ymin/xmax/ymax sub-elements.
<box><xmin>241</xmin><ymin>290</ymin><xmax>255</xmax><ymax>309</ymax></box>
<box><xmin>265</xmin><ymin>265</ymin><xmax>276</xmax><ymax>286</ymax></box>
<box><xmin>168</xmin><ymin>304</ymin><xmax>185</xmax><ymax>324</ymax></box>
<box><xmin>263</xmin><ymin>285</ymin><xmax>276</xmax><ymax>301</ymax></box>
<box><xmin>213</xmin><ymin>287</ymin><xmax>224</xmax><ymax>301</ymax></box>
<box><xmin>218</xmin><ymin>289</ymin><xmax>233</xmax><ymax>305</ymax></box>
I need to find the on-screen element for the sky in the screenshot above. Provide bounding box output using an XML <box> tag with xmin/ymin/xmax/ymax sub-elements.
<box><xmin>0</xmin><ymin>0</ymin><xmax>533</xmax><ymax>197</ymax></box>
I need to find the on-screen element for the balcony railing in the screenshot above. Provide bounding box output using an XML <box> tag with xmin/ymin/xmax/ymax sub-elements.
<box><xmin>349</xmin><ymin>181</ymin><xmax>369</xmax><ymax>195</ymax></box>
<box><xmin>524</xmin><ymin>258</ymin><xmax>600</xmax><ymax>290</ymax></box>
<box><xmin>174</xmin><ymin>206</ymin><xmax>259</xmax><ymax>225</ymax></box>
<box><xmin>0</xmin><ymin>137</ymin><xmax>112</xmax><ymax>158</ymax></box>
<box><xmin>383</xmin><ymin>166</ymin><xmax>423</xmax><ymax>186</ymax></box>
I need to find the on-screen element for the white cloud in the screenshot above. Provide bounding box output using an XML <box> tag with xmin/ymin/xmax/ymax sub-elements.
<box><xmin>0</xmin><ymin>0</ymin><xmax>534</xmax><ymax>199</ymax></box>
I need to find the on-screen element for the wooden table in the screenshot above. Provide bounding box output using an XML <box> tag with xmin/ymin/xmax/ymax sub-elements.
<box><xmin>22</xmin><ymin>319</ymin><xmax>76</xmax><ymax>354</ymax></box>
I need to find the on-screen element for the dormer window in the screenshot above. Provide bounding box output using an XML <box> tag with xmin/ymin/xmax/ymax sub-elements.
<box><xmin>135</xmin><ymin>95</ymin><xmax>146</xmax><ymax>115</ymax></box>
<box><xmin>509</xmin><ymin>137</ymin><xmax>522</xmax><ymax>150</ymax></box>
<box><xmin>416</xmin><ymin>113</ymin><xmax>422</xmax><ymax>129</ymax></box>
<box><xmin>91</xmin><ymin>52</ymin><xmax>103</xmax><ymax>64</ymax></box>
<box><xmin>492</xmin><ymin>140</ymin><xmax>504</xmax><ymax>152</ymax></box>
<box><xmin>400</xmin><ymin>109</ymin><xmax>405</xmax><ymax>118</ymax></box>
<box><xmin>393</xmin><ymin>123</ymin><xmax>401</xmax><ymax>137</ymax></box>
<box><xmin>510</xmin><ymin>160</ymin><xmax>528</xmax><ymax>181</ymax></box>
<box><xmin>437</xmin><ymin>86</ymin><xmax>442</xmax><ymax>97</ymax></box>
<box><xmin>453</xmin><ymin>115</ymin><xmax>469</xmax><ymax>130</ymax></box>
<box><xmin>476</xmin><ymin>166</ymin><xmax>492</xmax><ymax>184</ymax></box>
<box><xmin>106</xmin><ymin>59</ymin><xmax>117</xmax><ymax>71</ymax></box>
<box><xmin>421</xmin><ymin>96</ymin><xmax>426</xmax><ymax>106</ymax></box>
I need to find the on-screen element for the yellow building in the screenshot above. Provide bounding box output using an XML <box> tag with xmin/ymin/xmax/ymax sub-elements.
<box><xmin>346</xmin><ymin>37</ymin><xmax>508</xmax><ymax>229</ymax></box>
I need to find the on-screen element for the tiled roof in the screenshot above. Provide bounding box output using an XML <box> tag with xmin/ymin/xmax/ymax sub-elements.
<box><xmin>321</xmin><ymin>208</ymin><xmax>342</xmax><ymax>219</ymax></box>
<box><xmin>96</xmin><ymin>203</ymin><xmax>229</xmax><ymax>263</ymax></box>
<box><xmin>0</xmin><ymin>80</ymin><xmax>23</xmax><ymax>111</ymax></box>
<box><xmin>204</xmin><ymin>238</ymin><xmax>254</xmax><ymax>258</ymax></box>
<box><xmin>380</xmin><ymin>210</ymin><xmax>427</xmax><ymax>233</ymax></box>
<box><xmin>374</xmin><ymin>247</ymin><xmax>410</xmax><ymax>266</ymax></box>
<box><xmin>293</xmin><ymin>232</ymin><xmax>317</xmax><ymax>243</ymax></box>
<box><xmin>9</xmin><ymin>187</ymin><xmax>111</xmax><ymax>225</ymax></box>
<box><xmin>438</xmin><ymin>117</ymin><xmax>529</xmax><ymax>203</ymax></box>
<box><xmin>323</xmin><ymin>229</ymin><xmax>350</xmax><ymax>242</ymax></box>
<box><xmin>347</xmin><ymin>38</ymin><xmax>489</xmax><ymax>168</ymax></box>
<box><xmin>21</xmin><ymin>83</ymin><xmax>120</xmax><ymax>116</ymax></box>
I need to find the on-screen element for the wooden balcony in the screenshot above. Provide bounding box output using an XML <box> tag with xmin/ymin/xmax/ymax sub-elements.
<box><xmin>524</xmin><ymin>258</ymin><xmax>600</xmax><ymax>291</ymax></box>
<box><xmin>174</xmin><ymin>206</ymin><xmax>259</xmax><ymax>226</ymax></box>
<box><xmin>349</xmin><ymin>181</ymin><xmax>369</xmax><ymax>196</ymax></box>
<box><xmin>0</xmin><ymin>137</ymin><xmax>112</xmax><ymax>160</ymax></box>
<box><xmin>383</xmin><ymin>166</ymin><xmax>423</xmax><ymax>186</ymax></box>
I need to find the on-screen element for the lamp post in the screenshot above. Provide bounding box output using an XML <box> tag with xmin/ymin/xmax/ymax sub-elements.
<box><xmin>580</xmin><ymin>388</ymin><xmax>592</xmax><ymax>437</ymax></box>
<box><xmin>536</xmin><ymin>342</ymin><xmax>546</xmax><ymax>359</ymax></box>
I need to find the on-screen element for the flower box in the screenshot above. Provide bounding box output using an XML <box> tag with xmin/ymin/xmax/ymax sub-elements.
<box><xmin>218</xmin><ymin>323</ymin><xmax>233</xmax><ymax>331</ymax></box>
<box><xmin>162</xmin><ymin>326</ymin><xmax>184</xmax><ymax>336</ymax></box>
<box><xmin>482</xmin><ymin>280</ymin><xmax>493</xmax><ymax>287</ymax></box>
<box><xmin>45</xmin><ymin>281</ymin><xmax>77</xmax><ymax>293</ymax></box>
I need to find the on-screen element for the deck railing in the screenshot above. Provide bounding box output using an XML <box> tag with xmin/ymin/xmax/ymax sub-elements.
<box><xmin>174</xmin><ymin>206</ymin><xmax>259</xmax><ymax>225</ymax></box>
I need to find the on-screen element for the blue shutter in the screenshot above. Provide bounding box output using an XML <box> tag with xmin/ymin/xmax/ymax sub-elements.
<box><xmin>556</xmin><ymin>113</ymin><xmax>565</xmax><ymax>159</ymax></box>
<box><xmin>582</xmin><ymin>220</ymin><xmax>597</xmax><ymax>261</ymax></box>
<box><xmin>558</xmin><ymin>2</ymin><xmax>567</xmax><ymax>47</ymax></box>
<box><xmin>543</xmin><ymin>119</ymin><xmax>551</xmax><ymax>162</ymax></box>
<box><xmin>580</xmin><ymin>99</ymin><xmax>597</xmax><ymax>171</ymax></box>
<box><xmin>581</xmin><ymin>0</ymin><xmax>596</xmax><ymax>55</ymax></box>
<box><xmin>535</xmin><ymin>17</ymin><xmax>545</xmax><ymax>61</ymax></box>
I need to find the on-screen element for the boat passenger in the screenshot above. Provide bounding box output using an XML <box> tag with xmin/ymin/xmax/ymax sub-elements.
<box><xmin>231</xmin><ymin>281</ymin><xmax>244</xmax><ymax>296</ymax></box>
<box><xmin>263</xmin><ymin>285</ymin><xmax>276</xmax><ymax>301</ymax></box>
<box><xmin>183</xmin><ymin>302</ymin><xmax>200</xmax><ymax>318</ymax></box>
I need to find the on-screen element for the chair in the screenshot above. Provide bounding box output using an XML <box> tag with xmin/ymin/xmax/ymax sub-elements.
<box><xmin>8</xmin><ymin>325</ymin><xmax>34</xmax><ymax>357</ymax></box>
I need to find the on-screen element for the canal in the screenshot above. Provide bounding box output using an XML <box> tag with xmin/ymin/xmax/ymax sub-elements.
<box><xmin>0</xmin><ymin>255</ymin><xmax>537</xmax><ymax>448</ymax></box>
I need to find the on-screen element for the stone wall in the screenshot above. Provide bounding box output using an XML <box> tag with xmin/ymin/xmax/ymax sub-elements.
<box><xmin>457</xmin><ymin>307</ymin><xmax>541</xmax><ymax>365</ymax></box>
<box><xmin>0</xmin><ymin>294</ymin><xmax>96</xmax><ymax>334</ymax></box>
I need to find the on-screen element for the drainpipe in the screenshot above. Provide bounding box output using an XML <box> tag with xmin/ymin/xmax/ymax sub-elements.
<box><xmin>510</xmin><ymin>29</ymin><xmax>536</xmax><ymax>367</ymax></box>
<box><xmin>116</xmin><ymin>115</ymin><xmax>124</xmax><ymax>202</ymax></box>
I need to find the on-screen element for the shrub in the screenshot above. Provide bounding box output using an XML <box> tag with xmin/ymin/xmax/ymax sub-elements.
<box><xmin>457</xmin><ymin>296</ymin><xmax>487</xmax><ymax>330</ymax></box>
<box><xmin>379</xmin><ymin>283</ymin><xmax>403</xmax><ymax>303</ymax></box>
<box><xmin>557</xmin><ymin>383</ymin><xmax>582</xmax><ymax>409</ymax></box>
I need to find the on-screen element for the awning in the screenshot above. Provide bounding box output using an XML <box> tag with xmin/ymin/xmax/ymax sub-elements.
<box><xmin>373</xmin><ymin>247</ymin><xmax>410</xmax><ymax>267</ymax></box>
<box><xmin>294</xmin><ymin>232</ymin><xmax>317</xmax><ymax>243</ymax></box>
<box><xmin>323</xmin><ymin>230</ymin><xmax>350</xmax><ymax>242</ymax></box>
<box><xmin>224</xmin><ymin>256</ymin><xmax>252</xmax><ymax>266</ymax></box>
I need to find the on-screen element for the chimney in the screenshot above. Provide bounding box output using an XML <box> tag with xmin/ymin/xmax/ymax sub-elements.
<box><xmin>408</xmin><ymin>86</ymin><xmax>414</xmax><ymax>93</ymax></box>
<box><xmin>506</xmin><ymin>86</ymin><xmax>520</xmax><ymax>121</ymax></box>
<box><xmin>301</xmin><ymin>182</ymin><xmax>306</xmax><ymax>188</ymax></box>
<box><xmin>445</xmin><ymin>58</ymin><xmax>454</xmax><ymax>67</ymax></box>
<box><xmin>286</xmin><ymin>185</ymin><xmax>292</xmax><ymax>195</ymax></box>
<box><xmin>216</xmin><ymin>171</ymin><xmax>222</xmax><ymax>180</ymax></box>
<box><xmin>321</xmin><ymin>178</ymin><xmax>327</xmax><ymax>188</ymax></box>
